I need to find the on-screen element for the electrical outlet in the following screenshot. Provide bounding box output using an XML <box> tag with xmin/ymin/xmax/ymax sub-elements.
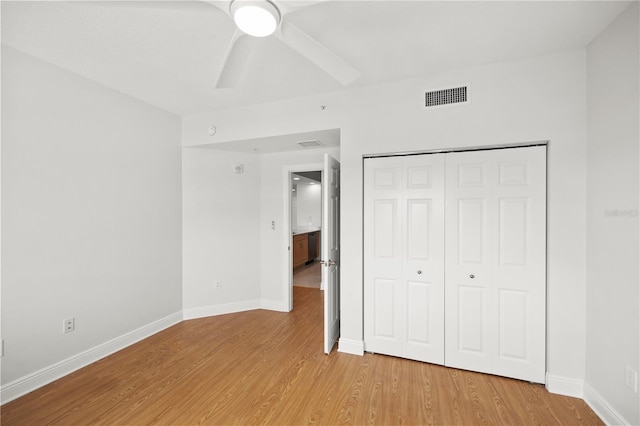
<box><xmin>63</xmin><ymin>318</ymin><xmax>75</xmax><ymax>334</ymax></box>
<box><xmin>625</xmin><ymin>366</ymin><xmax>638</xmax><ymax>393</ymax></box>
<box><xmin>215</xmin><ymin>280</ymin><xmax>221</xmax><ymax>289</ymax></box>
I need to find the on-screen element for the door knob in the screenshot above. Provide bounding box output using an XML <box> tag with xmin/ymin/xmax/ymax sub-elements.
<box><xmin>417</xmin><ymin>270</ymin><xmax>422</xmax><ymax>275</ymax></box>
<box><xmin>469</xmin><ymin>274</ymin><xmax>475</xmax><ymax>279</ymax></box>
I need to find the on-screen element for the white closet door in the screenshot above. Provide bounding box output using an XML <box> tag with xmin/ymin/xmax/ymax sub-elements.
<box><xmin>444</xmin><ymin>146</ymin><xmax>546</xmax><ymax>383</ymax></box>
<box><xmin>364</xmin><ymin>154</ymin><xmax>445</xmax><ymax>364</ymax></box>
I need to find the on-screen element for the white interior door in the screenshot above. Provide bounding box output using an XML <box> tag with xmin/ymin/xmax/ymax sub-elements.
<box><xmin>322</xmin><ymin>153</ymin><xmax>340</xmax><ymax>354</ymax></box>
<box><xmin>364</xmin><ymin>154</ymin><xmax>446</xmax><ymax>364</ymax></box>
<box><xmin>444</xmin><ymin>146</ymin><xmax>546</xmax><ymax>383</ymax></box>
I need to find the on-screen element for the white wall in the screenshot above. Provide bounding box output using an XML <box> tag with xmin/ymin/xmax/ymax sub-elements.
<box><xmin>181</xmin><ymin>146</ymin><xmax>337</xmax><ymax>313</ymax></box>
<box><xmin>258</xmin><ymin>148</ymin><xmax>339</xmax><ymax>308</ymax></box>
<box><xmin>182</xmin><ymin>148</ymin><xmax>261</xmax><ymax>317</ymax></box>
<box><xmin>0</xmin><ymin>3</ymin><xmax>4</xmax><ymax>382</ymax></box>
<box><xmin>1</xmin><ymin>47</ymin><xmax>182</xmax><ymax>390</ymax></box>
<box><xmin>183</xmin><ymin>49</ymin><xmax>589</xmax><ymax>389</ymax></box>
<box><xmin>296</xmin><ymin>183</ymin><xmax>322</xmax><ymax>229</ymax></box>
<box><xmin>585</xmin><ymin>3</ymin><xmax>639</xmax><ymax>425</ymax></box>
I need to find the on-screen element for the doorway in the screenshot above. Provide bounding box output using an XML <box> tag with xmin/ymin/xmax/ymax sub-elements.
<box><xmin>285</xmin><ymin>163</ymin><xmax>323</xmax><ymax>312</ymax></box>
<box><xmin>291</xmin><ymin>171</ymin><xmax>323</xmax><ymax>291</ymax></box>
<box><xmin>284</xmin><ymin>154</ymin><xmax>341</xmax><ymax>354</ymax></box>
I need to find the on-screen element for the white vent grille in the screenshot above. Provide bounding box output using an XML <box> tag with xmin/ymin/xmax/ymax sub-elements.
<box><xmin>424</xmin><ymin>86</ymin><xmax>468</xmax><ymax>108</ymax></box>
<box><xmin>297</xmin><ymin>140</ymin><xmax>323</xmax><ymax>148</ymax></box>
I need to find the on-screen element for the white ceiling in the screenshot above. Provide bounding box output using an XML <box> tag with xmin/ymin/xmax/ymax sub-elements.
<box><xmin>1</xmin><ymin>0</ymin><xmax>631</xmax><ymax>116</ymax></box>
<box><xmin>192</xmin><ymin>128</ymin><xmax>339</xmax><ymax>152</ymax></box>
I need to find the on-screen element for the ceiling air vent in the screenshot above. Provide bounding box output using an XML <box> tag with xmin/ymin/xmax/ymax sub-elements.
<box><xmin>297</xmin><ymin>140</ymin><xmax>323</xmax><ymax>148</ymax></box>
<box><xmin>424</xmin><ymin>85</ymin><xmax>469</xmax><ymax>109</ymax></box>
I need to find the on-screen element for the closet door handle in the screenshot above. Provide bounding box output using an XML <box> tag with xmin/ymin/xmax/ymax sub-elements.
<box><xmin>469</xmin><ymin>274</ymin><xmax>475</xmax><ymax>279</ymax></box>
<box><xmin>417</xmin><ymin>270</ymin><xmax>422</xmax><ymax>275</ymax></box>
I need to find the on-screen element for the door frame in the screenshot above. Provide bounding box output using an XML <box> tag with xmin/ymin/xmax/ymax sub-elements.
<box><xmin>283</xmin><ymin>162</ymin><xmax>323</xmax><ymax>312</ymax></box>
<box><xmin>362</xmin><ymin>141</ymin><xmax>548</xmax><ymax>159</ymax></box>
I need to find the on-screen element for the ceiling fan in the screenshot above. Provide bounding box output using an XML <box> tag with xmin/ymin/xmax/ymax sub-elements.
<box><xmin>210</xmin><ymin>0</ymin><xmax>362</xmax><ymax>89</ymax></box>
<box><xmin>101</xmin><ymin>0</ymin><xmax>362</xmax><ymax>89</ymax></box>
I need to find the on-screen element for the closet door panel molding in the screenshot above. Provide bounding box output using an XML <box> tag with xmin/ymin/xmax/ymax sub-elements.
<box><xmin>364</xmin><ymin>146</ymin><xmax>545</xmax><ymax>384</ymax></box>
<box><xmin>364</xmin><ymin>154</ymin><xmax>445</xmax><ymax>364</ymax></box>
<box><xmin>445</xmin><ymin>146</ymin><xmax>546</xmax><ymax>383</ymax></box>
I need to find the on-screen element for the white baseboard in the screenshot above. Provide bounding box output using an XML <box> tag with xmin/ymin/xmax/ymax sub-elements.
<box><xmin>0</xmin><ymin>311</ymin><xmax>183</xmax><ymax>405</ymax></box>
<box><xmin>545</xmin><ymin>373</ymin><xmax>584</xmax><ymax>398</ymax></box>
<box><xmin>584</xmin><ymin>382</ymin><xmax>629</xmax><ymax>426</ymax></box>
<box><xmin>260</xmin><ymin>299</ymin><xmax>290</xmax><ymax>312</ymax></box>
<box><xmin>183</xmin><ymin>300</ymin><xmax>261</xmax><ymax>320</ymax></box>
<box><xmin>338</xmin><ymin>338</ymin><xmax>364</xmax><ymax>355</ymax></box>
<box><xmin>2</xmin><ymin>299</ymin><xmax>288</xmax><ymax>405</ymax></box>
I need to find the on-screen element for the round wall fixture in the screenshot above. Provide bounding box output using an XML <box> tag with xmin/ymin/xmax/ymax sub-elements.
<box><xmin>233</xmin><ymin>164</ymin><xmax>244</xmax><ymax>174</ymax></box>
<box><xmin>208</xmin><ymin>126</ymin><xmax>217</xmax><ymax>136</ymax></box>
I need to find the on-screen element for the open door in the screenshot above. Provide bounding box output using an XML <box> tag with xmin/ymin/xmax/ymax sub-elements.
<box><xmin>322</xmin><ymin>153</ymin><xmax>340</xmax><ymax>354</ymax></box>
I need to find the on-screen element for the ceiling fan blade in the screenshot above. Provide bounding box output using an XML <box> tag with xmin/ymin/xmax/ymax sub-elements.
<box><xmin>200</xmin><ymin>0</ymin><xmax>232</xmax><ymax>16</ymax></box>
<box><xmin>277</xmin><ymin>0</ymin><xmax>326</xmax><ymax>16</ymax></box>
<box><xmin>276</xmin><ymin>20</ymin><xmax>361</xmax><ymax>87</ymax></box>
<box><xmin>91</xmin><ymin>0</ymin><xmax>215</xmax><ymax>12</ymax></box>
<box><xmin>215</xmin><ymin>29</ymin><xmax>254</xmax><ymax>89</ymax></box>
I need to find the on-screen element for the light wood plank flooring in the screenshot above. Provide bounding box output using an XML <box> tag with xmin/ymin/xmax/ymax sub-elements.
<box><xmin>1</xmin><ymin>287</ymin><xmax>602</xmax><ymax>425</ymax></box>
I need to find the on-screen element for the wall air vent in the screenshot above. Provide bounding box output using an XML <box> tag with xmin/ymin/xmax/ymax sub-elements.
<box><xmin>297</xmin><ymin>140</ymin><xmax>323</xmax><ymax>148</ymax></box>
<box><xmin>424</xmin><ymin>85</ymin><xmax>469</xmax><ymax>109</ymax></box>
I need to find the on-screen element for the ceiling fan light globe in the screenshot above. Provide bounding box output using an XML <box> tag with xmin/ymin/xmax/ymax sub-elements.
<box><xmin>231</xmin><ymin>0</ymin><xmax>280</xmax><ymax>37</ymax></box>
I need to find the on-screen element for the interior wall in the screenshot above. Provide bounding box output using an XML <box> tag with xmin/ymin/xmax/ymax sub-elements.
<box><xmin>1</xmin><ymin>47</ymin><xmax>183</xmax><ymax>386</ymax></box>
<box><xmin>295</xmin><ymin>183</ymin><xmax>322</xmax><ymax>230</ymax></box>
<box><xmin>181</xmin><ymin>146</ymin><xmax>337</xmax><ymax>315</ymax></box>
<box><xmin>182</xmin><ymin>148</ymin><xmax>261</xmax><ymax>316</ymax></box>
<box><xmin>585</xmin><ymin>3</ymin><xmax>639</xmax><ymax>424</ymax></box>
<box><xmin>258</xmin><ymin>147</ymin><xmax>339</xmax><ymax>307</ymax></box>
<box><xmin>182</xmin><ymin>49</ymin><xmax>589</xmax><ymax>390</ymax></box>
<box><xmin>0</xmin><ymin>2</ymin><xmax>4</xmax><ymax>382</ymax></box>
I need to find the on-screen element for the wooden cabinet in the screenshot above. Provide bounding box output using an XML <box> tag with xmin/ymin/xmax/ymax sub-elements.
<box><xmin>293</xmin><ymin>231</ymin><xmax>321</xmax><ymax>270</ymax></box>
<box><xmin>293</xmin><ymin>234</ymin><xmax>308</xmax><ymax>269</ymax></box>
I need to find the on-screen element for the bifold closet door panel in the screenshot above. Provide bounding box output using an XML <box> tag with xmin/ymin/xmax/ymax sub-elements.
<box><xmin>402</xmin><ymin>155</ymin><xmax>446</xmax><ymax>363</ymax></box>
<box><xmin>444</xmin><ymin>146</ymin><xmax>547</xmax><ymax>383</ymax></box>
<box><xmin>364</xmin><ymin>156</ymin><xmax>403</xmax><ymax>357</ymax></box>
<box><xmin>364</xmin><ymin>155</ymin><xmax>446</xmax><ymax>364</ymax></box>
<box><xmin>444</xmin><ymin>152</ymin><xmax>493</xmax><ymax>375</ymax></box>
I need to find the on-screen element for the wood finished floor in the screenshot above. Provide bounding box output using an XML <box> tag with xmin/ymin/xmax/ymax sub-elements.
<box><xmin>2</xmin><ymin>287</ymin><xmax>602</xmax><ymax>425</ymax></box>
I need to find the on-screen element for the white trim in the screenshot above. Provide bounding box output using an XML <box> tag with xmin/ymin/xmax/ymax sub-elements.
<box><xmin>584</xmin><ymin>382</ymin><xmax>630</xmax><ymax>426</ymax></box>
<box><xmin>0</xmin><ymin>311</ymin><xmax>183</xmax><ymax>405</ymax></box>
<box><xmin>545</xmin><ymin>373</ymin><xmax>584</xmax><ymax>398</ymax></box>
<box><xmin>260</xmin><ymin>299</ymin><xmax>289</xmax><ymax>312</ymax></box>
<box><xmin>183</xmin><ymin>300</ymin><xmax>261</xmax><ymax>320</ymax></box>
<box><xmin>1</xmin><ymin>299</ymin><xmax>299</xmax><ymax>405</ymax></box>
<box><xmin>338</xmin><ymin>338</ymin><xmax>365</xmax><ymax>356</ymax></box>
<box><xmin>362</xmin><ymin>140</ymin><xmax>549</xmax><ymax>160</ymax></box>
